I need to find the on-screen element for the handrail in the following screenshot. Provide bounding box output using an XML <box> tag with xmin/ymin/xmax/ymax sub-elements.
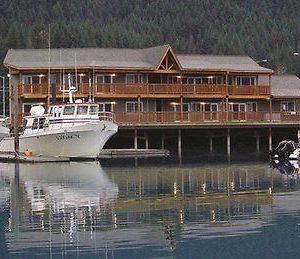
<box><xmin>18</xmin><ymin>83</ymin><xmax>271</xmax><ymax>97</ymax></box>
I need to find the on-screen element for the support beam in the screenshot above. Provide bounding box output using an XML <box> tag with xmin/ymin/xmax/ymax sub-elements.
<box><xmin>268</xmin><ymin>128</ymin><xmax>272</xmax><ymax>151</ymax></box>
<box><xmin>209</xmin><ymin>137</ymin><xmax>213</xmax><ymax>154</ymax></box>
<box><xmin>256</xmin><ymin>134</ymin><xmax>260</xmax><ymax>153</ymax></box>
<box><xmin>178</xmin><ymin>129</ymin><xmax>182</xmax><ymax>158</ymax></box>
<box><xmin>134</xmin><ymin>129</ymin><xmax>138</xmax><ymax>149</ymax></box>
<box><xmin>145</xmin><ymin>131</ymin><xmax>149</xmax><ymax>149</ymax></box>
<box><xmin>13</xmin><ymin>76</ymin><xmax>19</xmax><ymax>158</ymax></box>
<box><xmin>227</xmin><ymin>128</ymin><xmax>231</xmax><ymax>159</ymax></box>
<box><xmin>161</xmin><ymin>133</ymin><xmax>165</xmax><ymax>149</ymax></box>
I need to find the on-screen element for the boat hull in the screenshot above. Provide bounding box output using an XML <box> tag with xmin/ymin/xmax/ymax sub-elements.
<box><xmin>0</xmin><ymin>121</ymin><xmax>117</xmax><ymax>158</ymax></box>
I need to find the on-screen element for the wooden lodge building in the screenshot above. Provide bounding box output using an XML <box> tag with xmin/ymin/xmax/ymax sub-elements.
<box><xmin>3</xmin><ymin>45</ymin><xmax>300</xmax><ymax>158</ymax></box>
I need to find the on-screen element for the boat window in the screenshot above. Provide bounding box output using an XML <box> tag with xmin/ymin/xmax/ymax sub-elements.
<box><xmin>77</xmin><ymin>105</ymin><xmax>88</xmax><ymax>115</ymax></box>
<box><xmin>32</xmin><ymin>118</ymin><xmax>38</xmax><ymax>129</ymax></box>
<box><xmin>89</xmin><ymin>106</ymin><xmax>98</xmax><ymax>115</ymax></box>
<box><xmin>39</xmin><ymin>118</ymin><xmax>46</xmax><ymax>129</ymax></box>
<box><xmin>22</xmin><ymin>119</ymin><xmax>28</xmax><ymax>129</ymax></box>
<box><xmin>63</xmin><ymin>106</ymin><xmax>75</xmax><ymax>115</ymax></box>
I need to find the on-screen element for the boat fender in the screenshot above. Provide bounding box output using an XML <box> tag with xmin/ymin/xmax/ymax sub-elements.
<box><xmin>24</xmin><ymin>149</ymin><xmax>33</xmax><ymax>157</ymax></box>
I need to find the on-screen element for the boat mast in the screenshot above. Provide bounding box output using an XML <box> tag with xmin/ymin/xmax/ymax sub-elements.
<box><xmin>47</xmin><ymin>24</ymin><xmax>51</xmax><ymax>109</ymax></box>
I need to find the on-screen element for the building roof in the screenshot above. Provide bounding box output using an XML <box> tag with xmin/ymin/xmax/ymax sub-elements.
<box><xmin>4</xmin><ymin>45</ymin><xmax>272</xmax><ymax>73</ymax></box>
<box><xmin>177</xmin><ymin>54</ymin><xmax>272</xmax><ymax>73</ymax></box>
<box><xmin>271</xmin><ymin>75</ymin><xmax>300</xmax><ymax>97</ymax></box>
<box><xmin>4</xmin><ymin>45</ymin><xmax>169</xmax><ymax>70</ymax></box>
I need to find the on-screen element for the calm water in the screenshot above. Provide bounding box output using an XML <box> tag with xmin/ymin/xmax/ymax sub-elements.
<box><xmin>0</xmin><ymin>160</ymin><xmax>300</xmax><ymax>259</ymax></box>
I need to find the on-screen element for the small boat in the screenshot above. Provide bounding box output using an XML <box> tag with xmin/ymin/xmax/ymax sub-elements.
<box><xmin>0</xmin><ymin>117</ymin><xmax>9</xmax><ymax>140</ymax></box>
<box><xmin>0</xmin><ymin>102</ymin><xmax>118</xmax><ymax>158</ymax></box>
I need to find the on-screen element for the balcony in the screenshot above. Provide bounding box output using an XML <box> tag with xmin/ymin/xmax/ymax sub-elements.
<box><xmin>114</xmin><ymin>111</ymin><xmax>300</xmax><ymax>127</ymax></box>
<box><xmin>18</xmin><ymin>83</ymin><xmax>270</xmax><ymax>98</ymax></box>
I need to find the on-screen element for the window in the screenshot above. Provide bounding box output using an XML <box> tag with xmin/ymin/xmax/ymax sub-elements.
<box><xmin>126</xmin><ymin>102</ymin><xmax>143</xmax><ymax>113</ymax></box>
<box><xmin>32</xmin><ymin>118</ymin><xmax>38</xmax><ymax>129</ymax></box>
<box><xmin>96</xmin><ymin>75</ymin><xmax>113</xmax><ymax>83</ymax></box>
<box><xmin>167</xmin><ymin>76</ymin><xmax>180</xmax><ymax>84</ymax></box>
<box><xmin>247</xmin><ymin>102</ymin><xmax>257</xmax><ymax>112</ymax></box>
<box><xmin>63</xmin><ymin>106</ymin><xmax>75</xmax><ymax>115</ymax></box>
<box><xmin>236</xmin><ymin>76</ymin><xmax>257</xmax><ymax>85</ymax></box>
<box><xmin>39</xmin><ymin>118</ymin><xmax>46</xmax><ymax>129</ymax></box>
<box><xmin>99</xmin><ymin>102</ymin><xmax>114</xmax><ymax>112</ymax></box>
<box><xmin>89</xmin><ymin>106</ymin><xmax>98</xmax><ymax>115</ymax></box>
<box><xmin>76</xmin><ymin>105</ymin><xmax>88</xmax><ymax>115</ymax></box>
<box><xmin>23</xmin><ymin>75</ymin><xmax>42</xmax><ymax>84</ymax></box>
<box><xmin>281</xmin><ymin>101</ymin><xmax>295</xmax><ymax>112</ymax></box>
<box><xmin>192</xmin><ymin>102</ymin><xmax>203</xmax><ymax>112</ymax></box>
<box><xmin>126</xmin><ymin>74</ymin><xmax>143</xmax><ymax>84</ymax></box>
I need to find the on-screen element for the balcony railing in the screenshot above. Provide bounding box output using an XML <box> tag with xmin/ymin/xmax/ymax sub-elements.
<box><xmin>18</xmin><ymin>83</ymin><xmax>270</xmax><ymax>97</ymax></box>
<box><xmin>114</xmin><ymin>111</ymin><xmax>300</xmax><ymax>125</ymax></box>
<box><xmin>8</xmin><ymin>111</ymin><xmax>300</xmax><ymax>128</ymax></box>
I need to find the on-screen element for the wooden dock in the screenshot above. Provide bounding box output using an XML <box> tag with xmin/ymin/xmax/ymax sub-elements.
<box><xmin>98</xmin><ymin>149</ymin><xmax>170</xmax><ymax>158</ymax></box>
<box><xmin>0</xmin><ymin>152</ymin><xmax>70</xmax><ymax>163</ymax></box>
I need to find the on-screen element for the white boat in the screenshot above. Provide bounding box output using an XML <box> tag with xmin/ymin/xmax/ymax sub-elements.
<box><xmin>0</xmin><ymin>102</ymin><xmax>118</xmax><ymax>158</ymax></box>
<box><xmin>0</xmin><ymin>117</ymin><xmax>9</xmax><ymax>140</ymax></box>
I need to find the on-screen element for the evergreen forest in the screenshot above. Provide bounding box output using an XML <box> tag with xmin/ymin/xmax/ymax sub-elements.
<box><xmin>1</xmin><ymin>0</ymin><xmax>300</xmax><ymax>75</ymax></box>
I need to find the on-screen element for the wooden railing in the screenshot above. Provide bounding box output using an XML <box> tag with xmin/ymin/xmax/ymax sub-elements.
<box><xmin>114</xmin><ymin>111</ymin><xmax>300</xmax><ymax>124</ymax></box>
<box><xmin>8</xmin><ymin>111</ymin><xmax>300</xmax><ymax>128</ymax></box>
<box><xmin>18</xmin><ymin>83</ymin><xmax>270</xmax><ymax>97</ymax></box>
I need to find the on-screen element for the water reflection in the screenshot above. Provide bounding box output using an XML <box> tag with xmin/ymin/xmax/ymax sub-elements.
<box><xmin>0</xmin><ymin>161</ymin><xmax>299</xmax><ymax>258</ymax></box>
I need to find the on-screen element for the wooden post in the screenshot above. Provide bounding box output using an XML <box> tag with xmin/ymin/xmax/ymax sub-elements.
<box><xmin>209</xmin><ymin>136</ymin><xmax>213</xmax><ymax>154</ymax></box>
<box><xmin>134</xmin><ymin>129</ymin><xmax>138</xmax><ymax>149</ymax></box>
<box><xmin>178</xmin><ymin>129</ymin><xmax>182</xmax><ymax>158</ymax></box>
<box><xmin>161</xmin><ymin>133</ymin><xmax>165</xmax><ymax>149</ymax></box>
<box><xmin>269</xmin><ymin>128</ymin><xmax>272</xmax><ymax>151</ymax></box>
<box><xmin>227</xmin><ymin>128</ymin><xmax>231</xmax><ymax>159</ymax></box>
<box><xmin>145</xmin><ymin>131</ymin><xmax>149</xmax><ymax>149</ymax></box>
<box><xmin>13</xmin><ymin>77</ymin><xmax>19</xmax><ymax>158</ymax></box>
<box><xmin>269</xmin><ymin>98</ymin><xmax>272</xmax><ymax>122</ymax></box>
<box><xmin>256</xmin><ymin>134</ymin><xmax>260</xmax><ymax>153</ymax></box>
<box><xmin>180</xmin><ymin>95</ymin><xmax>183</xmax><ymax>121</ymax></box>
<box><xmin>138</xmin><ymin>96</ymin><xmax>141</xmax><ymax>122</ymax></box>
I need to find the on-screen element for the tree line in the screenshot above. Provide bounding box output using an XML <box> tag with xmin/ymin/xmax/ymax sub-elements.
<box><xmin>1</xmin><ymin>0</ymin><xmax>300</xmax><ymax>75</ymax></box>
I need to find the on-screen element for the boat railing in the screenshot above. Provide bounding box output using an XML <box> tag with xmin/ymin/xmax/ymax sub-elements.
<box><xmin>98</xmin><ymin>112</ymin><xmax>115</xmax><ymax>122</ymax></box>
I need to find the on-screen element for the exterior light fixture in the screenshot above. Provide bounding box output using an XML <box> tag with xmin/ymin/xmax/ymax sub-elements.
<box><xmin>176</xmin><ymin>75</ymin><xmax>182</xmax><ymax>79</ymax></box>
<box><xmin>38</xmin><ymin>74</ymin><xmax>45</xmax><ymax>77</ymax></box>
<box><xmin>79</xmin><ymin>73</ymin><xmax>85</xmax><ymax>77</ymax></box>
<box><xmin>111</xmin><ymin>101</ymin><xmax>116</xmax><ymax>105</ymax></box>
<box><xmin>7</xmin><ymin>74</ymin><xmax>10</xmax><ymax>78</ymax></box>
<box><xmin>111</xmin><ymin>73</ymin><xmax>116</xmax><ymax>77</ymax></box>
<box><xmin>208</xmin><ymin>76</ymin><xmax>214</xmax><ymax>79</ymax></box>
<box><xmin>170</xmin><ymin>102</ymin><xmax>178</xmax><ymax>105</ymax></box>
<box><xmin>294</xmin><ymin>52</ymin><xmax>299</xmax><ymax>56</ymax></box>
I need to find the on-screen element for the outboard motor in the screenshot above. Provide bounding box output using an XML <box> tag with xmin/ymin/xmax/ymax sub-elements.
<box><xmin>270</xmin><ymin>140</ymin><xmax>298</xmax><ymax>160</ymax></box>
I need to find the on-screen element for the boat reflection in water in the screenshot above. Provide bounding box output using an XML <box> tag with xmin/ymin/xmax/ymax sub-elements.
<box><xmin>0</xmin><ymin>162</ymin><xmax>300</xmax><ymax>258</ymax></box>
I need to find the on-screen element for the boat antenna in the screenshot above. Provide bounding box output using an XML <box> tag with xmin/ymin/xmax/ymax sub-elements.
<box><xmin>47</xmin><ymin>23</ymin><xmax>51</xmax><ymax>109</ymax></box>
<box><xmin>68</xmin><ymin>73</ymin><xmax>73</xmax><ymax>103</ymax></box>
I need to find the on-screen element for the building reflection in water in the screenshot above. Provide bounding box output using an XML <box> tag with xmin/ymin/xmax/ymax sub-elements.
<box><xmin>0</xmin><ymin>161</ymin><xmax>299</xmax><ymax>257</ymax></box>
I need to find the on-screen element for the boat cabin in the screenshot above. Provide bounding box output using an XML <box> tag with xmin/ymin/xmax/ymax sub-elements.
<box><xmin>48</xmin><ymin>103</ymin><xmax>99</xmax><ymax>119</ymax></box>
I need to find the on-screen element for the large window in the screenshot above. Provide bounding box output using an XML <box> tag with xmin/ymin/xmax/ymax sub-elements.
<box><xmin>235</xmin><ymin>76</ymin><xmax>257</xmax><ymax>85</ymax></box>
<box><xmin>99</xmin><ymin>102</ymin><xmax>114</xmax><ymax>112</ymax></box>
<box><xmin>22</xmin><ymin>75</ymin><xmax>42</xmax><ymax>84</ymax></box>
<box><xmin>96</xmin><ymin>75</ymin><xmax>113</xmax><ymax>84</ymax></box>
<box><xmin>126</xmin><ymin>102</ymin><xmax>143</xmax><ymax>113</ymax></box>
<box><xmin>126</xmin><ymin>74</ymin><xmax>144</xmax><ymax>84</ymax></box>
<box><xmin>281</xmin><ymin>101</ymin><xmax>295</xmax><ymax>112</ymax></box>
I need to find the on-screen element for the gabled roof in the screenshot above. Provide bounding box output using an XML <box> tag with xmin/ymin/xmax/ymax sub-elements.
<box><xmin>4</xmin><ymin>45</ymin><xmax>170</xmax><ymax>70</ymax></box>
<box><xmin>4</xmin><ymin>45</ymin><xmax>272</xmax><ymax>73</ymax></box>
<box><xmin>177</xmin><ymin>54</ymin><xmax>272</xmax><ymax>73</ymax></box>
<box><xmin>271</xmin><ymin>75</ymin><xmax>300</xmax><ymax>97</ymax></box>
